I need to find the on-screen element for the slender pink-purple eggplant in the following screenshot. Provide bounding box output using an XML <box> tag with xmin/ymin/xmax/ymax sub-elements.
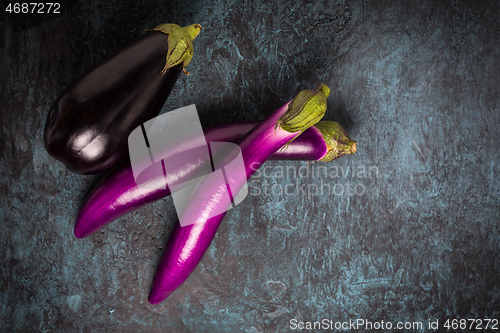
<box><xmin>74</xmin><ymin>120</ymin><xmax>357</xmax><ymax>238</ymax></box>
<box><xmin>148</xmin><ymin>84</ymin><xmax>356</xmax><ymax>304</ymax></box>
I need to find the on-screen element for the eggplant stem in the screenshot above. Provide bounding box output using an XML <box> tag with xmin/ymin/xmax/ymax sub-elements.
<box><xmin>147</xmin><ymin>23</ymin><xmax>202</xmax><ymax>75</ymax></box>
<box><xmin>275</xmin><ymin>83</ymin><xmax>330</xmax><ymax>149</ymax></box>
<box><xmin>315</xmin><ymin>121</ymin><xmax>358</xmax><ymax>162</ymax></box>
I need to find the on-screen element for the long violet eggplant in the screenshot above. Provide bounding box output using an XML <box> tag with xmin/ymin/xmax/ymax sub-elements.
<box><xmin>44</xmin><ymin>23</ymin><xmax>202</xmax><ymax>174</ymax></box>
<box><xmin>148</xmin><ymin>84</ymin><xmax>357</xmax><ymax>304</ymax></box>
<box><xmin>74</xmin><ymin>119</ymin><xmax>357</xmax><ymax>238</ymax></box>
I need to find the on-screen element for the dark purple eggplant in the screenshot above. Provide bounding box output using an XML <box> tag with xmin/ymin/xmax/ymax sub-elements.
<box><xmin>44</xmin><ymin>23</ymin><xmax>202</xmax><ymax>174</ymax></box>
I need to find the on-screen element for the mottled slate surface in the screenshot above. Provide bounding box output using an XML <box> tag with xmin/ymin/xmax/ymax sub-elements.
<box><xmin>1</xmin><ymin>0</ymin><xmax>499</xmax><ymax>332</ymax></box>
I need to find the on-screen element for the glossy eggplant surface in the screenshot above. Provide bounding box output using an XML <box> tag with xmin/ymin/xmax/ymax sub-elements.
<box><xmin>44</xmin><ymin>24</ymin><xmax>201</xmax><ymax>174</ymax></box>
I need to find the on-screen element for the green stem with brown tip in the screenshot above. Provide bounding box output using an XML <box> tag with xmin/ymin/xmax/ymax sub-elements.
<box><xmin>315</xmin><ymin>121</ymin><xmax>357</xmax><ymax>162</ymax></box>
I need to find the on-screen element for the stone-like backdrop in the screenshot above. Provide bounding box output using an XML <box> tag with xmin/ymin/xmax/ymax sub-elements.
<box><xmin>1</xmin><ymin>0</ymin><xmax>499</xmax><ymax>332</ymax></box>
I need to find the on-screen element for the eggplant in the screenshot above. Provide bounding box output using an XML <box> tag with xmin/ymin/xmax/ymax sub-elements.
<box><xmin>74</xmin><ymin>120</ymin><xmax>357</xmax><ymax>239</ymax></box>
<box><xmin>44</xmin><ymin>23</ymin><xmax>202</xmax><ymax>174</ymax></box>
<box><xmin>148</xmin><ymin>84</ymin><xmax>345</xmax><ymax>304</ymax></box>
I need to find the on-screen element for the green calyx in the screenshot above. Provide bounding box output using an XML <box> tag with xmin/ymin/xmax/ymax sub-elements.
<box><xmin>147</xmin><ymin>23</ymin><xmax>202</xmax><ymax>75</ymax></box>
<box><xmin>315</xmin><ymin>121</ymin><xmax>357</xmax><ymax>162</ymax></box>
<box><xmin>276</xmin><ymin>83</ymin><xmax>330</xmax><ymax>134</ymax></box>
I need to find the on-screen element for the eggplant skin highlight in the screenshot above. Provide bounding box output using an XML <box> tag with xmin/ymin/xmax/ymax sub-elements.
<box><xmin>148</xmin><ymin>84</ymin><xmax>331</xmax><ymax>304</ymax></box>
<box><xmin>44</xmin><ymin>24</ymin><xmax>202</xmax><ymax>175</ymax></box>
<box><xmin>73</xmin><ymin>120</ymin><xmax>357</xmax><ymax>239</ymax></box>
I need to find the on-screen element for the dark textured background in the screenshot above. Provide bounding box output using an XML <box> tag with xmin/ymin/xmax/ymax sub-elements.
<box><xmin>1</xmin><ymin>0</ymin><xmax>499</xmax><ymax>332</ymax></box>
